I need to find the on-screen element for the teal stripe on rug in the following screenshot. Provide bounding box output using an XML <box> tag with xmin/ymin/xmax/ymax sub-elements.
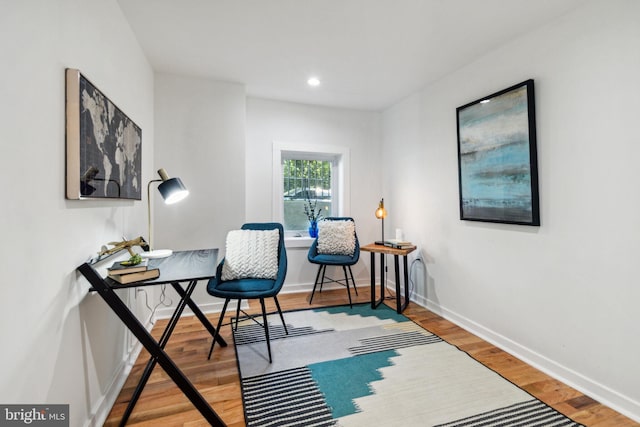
<box><xmin>308</xmin><ymin>350</ymin><xmax>398</xmax><ymax>418</ymax></box>
<box><xmin>314</xmin><ymin>302</ymin><xmax>409</xmax><ymax>322</ymax></box>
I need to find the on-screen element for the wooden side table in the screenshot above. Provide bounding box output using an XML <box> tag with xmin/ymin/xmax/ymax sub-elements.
<box><xmin>361</xmin><ymin>243</ymin><xmax>416</xmax><ymax>314</ymax></box>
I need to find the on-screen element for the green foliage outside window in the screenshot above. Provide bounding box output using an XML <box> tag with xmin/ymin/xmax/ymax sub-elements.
<box><xmin>283</xmin><ymin>159</ymin><xmax>332</xmax><ymax>231</ymax></box>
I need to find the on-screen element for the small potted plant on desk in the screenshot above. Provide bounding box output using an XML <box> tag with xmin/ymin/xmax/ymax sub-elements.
<box><xmin>304</xmin><ymin>195</ymin><xmax>323</xmax><ymax>238</ymax></box>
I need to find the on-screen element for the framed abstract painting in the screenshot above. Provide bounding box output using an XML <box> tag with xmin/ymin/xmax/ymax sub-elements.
<box><xmin>65</xmin><ymin>68</ymin><xmax>142</xmax><ymax>200</ymax></box>
<box><xmin>456</xmin><ymin>79</ymin><xmax>540</xmax><ymax>226</ymax></box>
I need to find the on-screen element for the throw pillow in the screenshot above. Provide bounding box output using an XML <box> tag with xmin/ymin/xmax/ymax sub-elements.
<box><xmin>221</xmin><ymin>229</ymin><xmax>280</xmax><ymax>280</ymax></box>
<box><xmin>317</xmin><ymin>220</ymin><xmax>356</xmax><ymax>256</ymax></box>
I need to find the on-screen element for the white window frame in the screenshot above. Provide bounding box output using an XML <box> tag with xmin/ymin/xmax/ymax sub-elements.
<box><xmin>273</xmin><ymin>142</ymin><xmax>350</xmax><ymax>245</ymax></box>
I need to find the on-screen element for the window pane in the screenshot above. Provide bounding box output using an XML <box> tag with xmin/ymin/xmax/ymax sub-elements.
<box><xmin>283</xmin><ymin>159</ymin><xmax>331</xmax><ymax>231</ymax></box>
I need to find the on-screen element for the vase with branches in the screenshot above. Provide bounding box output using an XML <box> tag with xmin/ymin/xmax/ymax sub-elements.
<box><xmin>304</xmin><ymin>195</ymin><xmax>323</xmax><ymax>237</ymax></box>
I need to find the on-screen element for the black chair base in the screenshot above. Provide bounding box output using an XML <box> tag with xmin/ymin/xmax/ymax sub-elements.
<box><xmin>309</xmin><ymin>264</ymin><xmax>358</xmax><ymax>307</ymax></box>
<box><xmin>208</xmin><ymin>297</ymin><xmax>288</xmax><ymax>363</ymax></box>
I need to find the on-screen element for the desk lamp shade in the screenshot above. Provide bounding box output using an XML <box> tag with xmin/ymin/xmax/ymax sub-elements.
<box><xmin>375</xmin><ymin>198</ymin><xmax>387</xmax><ymax>244</ymax></box>
<box><xmin>142</xmin><ymin>168</ymin><xmax>189</xmax><ymax>258</ymax></box>
<box><xmin>157</xmin><ymin>168</ymin><xmax>189</xmax><ymax>204</ymax></box>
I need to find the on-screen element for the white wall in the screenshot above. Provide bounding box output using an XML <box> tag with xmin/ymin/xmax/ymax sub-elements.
<box><xmin>246</xmin><ymin>98</ymin><xmax>382</xmax><ymax>290</ymax></box>
<box><xmin>382</xmin><ymin>0</ymin><xmax>640</xmax><ymax>420</ymax></box>
<box><xmin>0</xmin><ymin>1</ymin><xmax>153</xmax><ymax>426</ymax></box>
<box><xmin>3</xmin><ymin>0</ymin><xmax>636</xmax><ymax>425</ymax></box>
<box><xmin>153</xmin><ymin>74</ymin><xmax>246</xmax><ymax>310</ymax></box>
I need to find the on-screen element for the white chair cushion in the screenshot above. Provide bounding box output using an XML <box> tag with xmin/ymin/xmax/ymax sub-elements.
<box><xmin>317</xmin><ymin>220</ymin><xmax>356</xmax><ymax>256</ymax></box>
<box><xmin>221</xmin><ymin>229</ymin><xmax>280</xmax><ymax>280</ymax></box>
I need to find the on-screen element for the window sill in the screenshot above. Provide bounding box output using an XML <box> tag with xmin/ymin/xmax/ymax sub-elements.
<box><xmin>285</xmin><ymin>235</ymin><xmax>314</xmax><ymax>248</ymax></box>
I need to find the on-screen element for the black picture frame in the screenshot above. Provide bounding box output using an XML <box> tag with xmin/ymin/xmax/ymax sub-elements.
<box><xmin>456</xmin><ymin>79</ymin><xmax>540</xmax><ymax>226</ymax></box>
<box><xmin>66</xmin><ymin>68</ymin><xmax>142</xmax><ymax>200</ymax></box>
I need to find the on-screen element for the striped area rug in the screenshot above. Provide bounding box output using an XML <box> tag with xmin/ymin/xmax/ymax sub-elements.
<box><xmin>234</xmin><ymin>304</ymin><xmax>583</xmax><ymax>427</ymax></box>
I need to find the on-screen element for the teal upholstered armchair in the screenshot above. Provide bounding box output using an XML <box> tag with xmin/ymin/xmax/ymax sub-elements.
<box><xmin>207</xmin><ymin>222</ymin><xmax>288</xmax><ymax>363</ymax></box>
<box><xmin>307</xmin><ymin>217</ymin><xmax>360</xmax><ymax>307</ymax></box>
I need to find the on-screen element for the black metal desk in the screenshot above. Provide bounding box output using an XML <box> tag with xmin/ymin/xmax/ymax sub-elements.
<box><xmin>361</xmin><ymin>243</ymin><xmax>416</xmax><ymax>314</ymax></box>
<box><xmin>78</xmin><ymin>249</ymin><xmax>227</xmax><ymax>426</ymax></box>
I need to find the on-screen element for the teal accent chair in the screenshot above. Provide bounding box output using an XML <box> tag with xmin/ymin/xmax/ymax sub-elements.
<box><xmin>307</xmin><ymin>217</ymin><xmax>360</xmax><ymax>307</ymax></box>
<box><xmin>207</xmin><ymin>223</ymin><xmax>288</xmax><ymax>363</ymax></box>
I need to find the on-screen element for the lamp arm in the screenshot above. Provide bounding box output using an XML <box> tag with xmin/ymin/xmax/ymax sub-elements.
<box><xmin>147</xmin><ymin>179</ymin><xmax>162</xmax><ymax>251</ymax></box>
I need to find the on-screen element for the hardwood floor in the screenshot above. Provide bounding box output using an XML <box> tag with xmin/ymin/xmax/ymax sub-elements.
<box><xmin>105</xmin><ymin>287</ymin><xmax>638</xmax><ymax>426</ymax></box>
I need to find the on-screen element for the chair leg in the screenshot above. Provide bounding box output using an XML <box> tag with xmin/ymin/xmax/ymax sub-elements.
<box><xmin>274</xmin><ymin>296</ymin><xmax>288</xmax><ymax>335</ymax></box>
<box><xmin>259</xmin><ymin>298</ymin><xmax>272</xmax><ymax>363</ymax></box>
<box><xmin>208</xmin><ymin>299</ymin><xmax>230</xmax><ymax>360</ymax></box>
<box><xmin>319</xmin><ymin>265</ymin><xmax>327</xmax><ymax>292</ymax></box>
<box><xmin>234</xmin><ymin>299</ymin><xmax>242</xmax><ymax>331</ymax></box>
<box><xmin>348</xmin><ymin>266</ymin><xmax>359</xmax><ymax>296</ymax></box>
<box><xmin>342</xmin><ymin>266</ymin><xmax>353</xmax><ymax>308</ymax></box>
<box><xmin>309</xmin><ymin>264</ymin><xmax>323</xmax><ymax>304</ymax></box>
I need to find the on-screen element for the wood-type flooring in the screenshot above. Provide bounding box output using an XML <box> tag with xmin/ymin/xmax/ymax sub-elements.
<box><xmin>105</xmin><ymin>287</ymin><xmax>638</xmax><ymax>426</ymax></box>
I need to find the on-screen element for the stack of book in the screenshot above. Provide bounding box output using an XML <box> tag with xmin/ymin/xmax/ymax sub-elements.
<box><xmin>107</xmin><ymin>259</ymin><xmax>160</xmax><ymax>284</ymax></box>
<box><xmin>382</xmin><ymin>239</ymin><xmax>415</xmax><ymax>249</ymax></box>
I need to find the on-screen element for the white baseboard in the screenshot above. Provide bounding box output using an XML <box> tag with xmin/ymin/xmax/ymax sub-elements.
<box><xmin>154</xmin><ymin>282</ymin><xmax>368</xmax><ymax>319</ymax></box>
<box><xmin>155</xmin><ymin>299</ymin><xmax>254</xmax><ymax>319</ymax></box>
<box><xmin>280</xmin><ymin>281</ymin><xmax>361</xmax><ymax>296</ymax></box>
<box><xmin>419</xmin><ymin>297</ymin><xmax>640</xmax><ymax>423</ymax></box>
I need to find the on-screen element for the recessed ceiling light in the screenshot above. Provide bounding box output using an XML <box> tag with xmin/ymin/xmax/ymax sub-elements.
<box><xmin>307</xmin><ymin>77</ymin><xmax>321</xmax><ymax>87</ymax></box>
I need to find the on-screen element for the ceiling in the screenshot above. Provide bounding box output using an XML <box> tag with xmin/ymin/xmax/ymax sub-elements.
<box><xmin>118</xmin><ymin>0</ymin><xmax>584</xmax><ymax>111</ymax></box>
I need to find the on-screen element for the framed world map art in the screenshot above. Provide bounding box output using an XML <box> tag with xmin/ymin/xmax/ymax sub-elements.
<box><xmin>456</xmin><ymin>79</ymin><xmax>540</xmax><ymax>226</ymax></box>
<box><xmin>65</xmin><ymin>68</ymin><xmax>142</xmax><ymax>200</ymax></box>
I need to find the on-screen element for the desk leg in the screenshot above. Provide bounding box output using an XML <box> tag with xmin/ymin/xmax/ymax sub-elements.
<box><xmin>400</xmin><ymin>255</ymin><xmax>410</xmax><ymax>313</ymax></box>
<box><xmin>172</xmin><ymin>282</ymin><xmax>227</xmax><ymax>347</ymax></box>
<box><xmin>379</xmin><ymin>253</ymin><xmax>385</xmax><ymax>302</ymax></box>
<box><xmin>370</xmin><ymin>252</ymin><xmax>384</xmax><ymax>309</ymax></box>
<box><xmin>392</xmin><ymin>255</ymin><xmax>400</xmax><ymax>313</ymax></box>
<box><xmin>122</xmin><ymin>280</ymin><xmax>200</xmax><ymax>425</ymax></box>
<box><xmin>78</xmin><ymin>265</ymin><xmax>225</xmax><ymax>427</ymax></box>
<box><xmin>393</xmin><ymin>255</ymin><xmax>411</xmax><ymax>314</ymax></box>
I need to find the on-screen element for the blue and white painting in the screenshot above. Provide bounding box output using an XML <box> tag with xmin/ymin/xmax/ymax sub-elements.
<box><xmin>457</xmin><ymin>80</ymin><xmax>539</xmax><ymax>225</ymax></box>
